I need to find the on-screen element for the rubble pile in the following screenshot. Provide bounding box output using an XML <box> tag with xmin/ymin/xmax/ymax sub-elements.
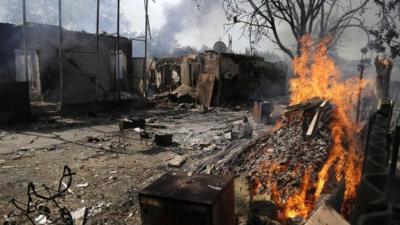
<box><xmin>209</xmin><ymin>99</ymin><xmax>336</xmax><ymax>224</ymax></box>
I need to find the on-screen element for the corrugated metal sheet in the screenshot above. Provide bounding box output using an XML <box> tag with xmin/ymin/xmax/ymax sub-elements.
<box><xmin>350</xmin><ymin>101</ymin><xmax>396</xmax><ymax>225</ymax></box>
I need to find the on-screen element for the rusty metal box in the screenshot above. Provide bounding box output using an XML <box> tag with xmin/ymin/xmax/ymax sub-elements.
<box><xmin>252</xmin><ymin>100</ymin><xmax>273</xmax><ymax>124</ymax></box>
<box><xmin>139</xmin><ymin>171</ymin><xmax>235</xmax><ymax>225</ymax></box>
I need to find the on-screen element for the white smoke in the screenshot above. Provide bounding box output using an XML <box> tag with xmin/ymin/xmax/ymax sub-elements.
<box><xmin>148</xmin><ymin>0</ymin><xmax>220</xmax><ymax>57</ymax></box>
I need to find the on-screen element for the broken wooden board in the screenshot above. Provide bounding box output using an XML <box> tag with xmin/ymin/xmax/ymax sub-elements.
<box><xmin>188</xmin><ymin>138</ymin><xmax>253</xmax><ymax>173</ymax></box>
<box><xmin>306</xmin><ymin>100</ymin><xmax>330</xmax><ymax>137</ymax></box>
<box><xmin>235</xmin><ymin>177</ymin><xmax>251</xmax><ymax>225</ymax></box>
<box><xmin>285</xmin><ymin>97</ymin><xmax>323</xmax><ymax>116</ymax></box>
<box><xmin>196</xmin><ymin>73</ymin><xmax>216</xmax><ymax>108</ymax></box>
<box><xmin>305</xmin><ymin>205</ymin><xmax>349</xmax><ymax>225</ymax></box>
<box><xmin>284</xmin><ymin>98</ymin><xmax>333</xmax><ymax>137</ymax></box>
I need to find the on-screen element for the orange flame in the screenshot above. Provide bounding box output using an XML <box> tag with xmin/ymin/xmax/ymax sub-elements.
<box><xmin>274</xmin><ymin>35</ymin><xmax>368</xmax><ymax>220</ymax></box>
<box><xmin>279</xmin><ymin>167</ymin><xmax>313</xmax><ymax>219</ymax></box>
<box><xmin>271</xmin><ymin>119</ymin><xmax>283</xmax><ymax>133</ymax></box>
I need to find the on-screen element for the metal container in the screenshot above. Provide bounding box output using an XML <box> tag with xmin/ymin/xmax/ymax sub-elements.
<box><xmin>139</xmin><ymin>171</ymin><xmax>234</xmax><ymax>225</ymax></box>
<box><xmin>252</xmin><ymin>100</ymin><xmax>273</xmax><ymax>124</ymax></box>
<box><xmin>154</xmin><ymin>133</ymin><xmax>173</xmax><ymax>146</ymax></box>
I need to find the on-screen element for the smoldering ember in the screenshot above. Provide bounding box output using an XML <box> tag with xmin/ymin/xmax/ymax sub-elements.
<box><xmin>0</xmin><ymin>1</ymin><xmax>400</xmax><ymax>225</ymax></box>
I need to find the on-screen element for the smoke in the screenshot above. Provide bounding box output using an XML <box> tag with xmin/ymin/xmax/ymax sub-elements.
<box><xmin>148</xmin><ymin>0</ymin><xmax>220</xmax><ymax>57</ymax></box>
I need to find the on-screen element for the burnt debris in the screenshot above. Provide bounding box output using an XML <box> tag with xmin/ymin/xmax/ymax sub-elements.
<box><xmin>5</xmin><ymin>166</ymin><xmax>75</xmax><ymax>225</ymax></box>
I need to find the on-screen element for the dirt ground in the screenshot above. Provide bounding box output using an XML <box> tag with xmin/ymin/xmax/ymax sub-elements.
<box><xmin>0</xmin><ymin>101</ymin><xmax>286</xmax><ymax>225</ymax></box>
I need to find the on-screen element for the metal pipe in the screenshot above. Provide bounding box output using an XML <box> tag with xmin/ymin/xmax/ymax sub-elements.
<box><xmin>22</xmin><ymin>0</ymin><xmax>31</xmax><ymax>115</ymax></box>
<box><xmin>143</xmin><ymin>0</ymin><xmax>149</xmax><ymax>97</ymax></box>
<box><xmin>58</xmin><ymin>0</ymin><xmax>63</xmax><ymax>108</ymax></box>
<box><xmin>22</xmin><ymin>0</ymin><xmax>29</xmax><ymax>84</ymax></box>
<box><xmin>116</xmin><ymin>0</ymin><xmax>120</xmax><ymax>102</ymax></box>
<box><xmin>356</xmin><ymin>57</ymin><xmax>365</xmax><ymax>122</ymax></box>
<box><xmin>96</xmin><ymin>0</ymin><xmax>100</xmax><ymax>103</ymax></box>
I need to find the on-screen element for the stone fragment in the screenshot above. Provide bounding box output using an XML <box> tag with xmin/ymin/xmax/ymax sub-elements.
<box><xmin>231</xmin><ymin>118</ymin><xmax>253</xmax><ymax>140</ymax></box>
<box><xmin>167</xmin><ymin>155</ymin><xmax>186</xmax><ymax>167</ymax></box>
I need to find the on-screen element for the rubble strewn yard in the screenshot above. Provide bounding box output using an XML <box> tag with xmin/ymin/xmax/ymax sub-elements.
<box><xmin>0</xmin><ymin>99</ymin><xmax>287</xmax><ymax>224</ymax></box>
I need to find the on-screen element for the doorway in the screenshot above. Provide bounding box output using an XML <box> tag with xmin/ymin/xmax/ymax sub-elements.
<box><xmin>15</xmin><ymin>50</ymin><xmax>41</xmax><ymax>101</ymax></box>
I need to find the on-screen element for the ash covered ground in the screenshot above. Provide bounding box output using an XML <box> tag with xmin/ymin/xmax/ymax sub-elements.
<box><xmin>0</xmin><ymin>98</ymin><xmax>286</xmax><ymax>225</ymax></box>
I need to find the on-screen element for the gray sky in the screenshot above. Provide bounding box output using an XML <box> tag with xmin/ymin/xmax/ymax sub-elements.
<box><xmin>122</xmin><ymin>0</ymin><xmax>375</xmax><ymax>60</ymax></box>
<box><xmin>0</xmin><ymin>0</ymin><xmax>398</xmax><ymax>81</ymax></box>
<box><xmin>0</xmin><ymin>0</ymin><xmax>391</xmax><ymax>60</ymax></box>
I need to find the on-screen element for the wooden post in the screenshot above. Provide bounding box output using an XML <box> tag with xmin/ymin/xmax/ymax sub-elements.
<box><xmin>143</xmin><ymin>0</ymin><xmax>149</xmax><ymax>97</ymax></box>
<box><xmin>116</xmin><ymin>0</ymin><xmax>121</xmax><ymax>102</ymax></box>
<box><xmin>356</xmin><ymin>66</ymin><xmax>364</xmax><ymax>122</ymax></box>
<box><xmin>375</xmin><ymin>56</ymin><xmax>394</xmax><ymax>99</ymax></box>
<box><xmin>58</xmin><ymin>0</ymin><xmax>64</xmax><ymax>109</ymax></box>
<box><xmin>356</xmin><ymin>63</ymin><xmax>365</xmax><ymax>123</ymax></box>
<box><xmin>96</xmin><ymin>0</ymin><xmax>100</xmax><ymax>103</ymax></box>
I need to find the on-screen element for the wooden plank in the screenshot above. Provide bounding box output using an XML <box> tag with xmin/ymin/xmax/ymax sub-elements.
<box><xmin>306</xmin><ymin>100</ymin><xmax>329</xmax><ymax>137</ymax></box>
<box><xmin>285</xmin><ymin>97</ymin><xmax>323</xmax><ymax>116</ymax></box>
<box><xmin>306</xmin><ymin>110</ymin><xmax>320</xmax><ymax>136</ymax></box>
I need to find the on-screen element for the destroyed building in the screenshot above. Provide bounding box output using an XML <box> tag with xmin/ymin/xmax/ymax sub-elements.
<box><xmin>137</xmin><ymin>51</ymin><xmax>288</xmax><ymax>107</ymax></box>
<box><xmin>0</xmin><ymin>22</ymin><xmax>132</xmax><ymax>123</ymax></box>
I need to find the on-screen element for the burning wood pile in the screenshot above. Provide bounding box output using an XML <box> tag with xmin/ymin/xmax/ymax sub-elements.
<box><xmin>251</xmin><ymin>98</ymin><xmax>336</xmax><ymax>223</ymax></box>
<box><xmin>212</xmin><ymin>98</ymin><xmax>338</xmax><ymax>224</ymax></box>
<box><xmin>217</xmin><ymin>97</ymin><xmax>333</xmax><ymax>172</ymax></box>
<box><xmin>207</xmin><ymin>36</ymin><xmax>370</xmax><ymax>225</ymax></box>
